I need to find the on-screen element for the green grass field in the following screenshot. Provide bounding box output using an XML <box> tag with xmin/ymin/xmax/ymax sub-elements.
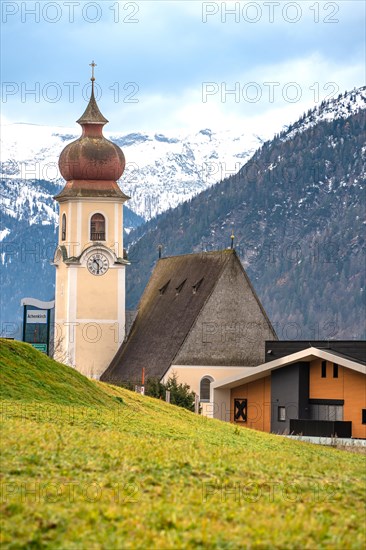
<box><xmin>1</xmin><ymin>339</ymin><xmax>365</xmax><ymax>549</ymax></box>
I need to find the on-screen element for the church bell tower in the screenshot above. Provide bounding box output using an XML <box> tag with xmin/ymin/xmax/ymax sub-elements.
<box><xmin>53</xmin><ymin>62</ymin><xmax>129</xmax><ymax>378</ymax></box>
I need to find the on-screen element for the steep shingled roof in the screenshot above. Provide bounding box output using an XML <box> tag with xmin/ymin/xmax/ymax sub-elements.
<box><xmin>101</xmin><ymin>250</ymin><xmax>236</xmax><ymax>384</ymax></box>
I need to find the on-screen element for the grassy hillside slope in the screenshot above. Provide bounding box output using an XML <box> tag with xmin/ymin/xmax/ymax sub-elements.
<box><xmin>0</xmin><ymin>339</ymin><xmax>365</xmax><ymax>549</ymax></box>
<box><xmin>0</xmin><ymin>339</ymin><xmax>119</xmax><ymax>407</ymax></box>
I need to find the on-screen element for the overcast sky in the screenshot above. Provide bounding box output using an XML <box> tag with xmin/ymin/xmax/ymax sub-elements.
<box><xmin>1</xmin><ymin>0</ymin><xmax>365</xmax><ymax>136</ymax></box>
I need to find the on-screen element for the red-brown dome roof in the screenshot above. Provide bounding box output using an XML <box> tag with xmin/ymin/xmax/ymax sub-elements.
<box><xmin>58</xmin><ymin>84</ymin><xmax>125</xmax><ymax>182</ymax></box>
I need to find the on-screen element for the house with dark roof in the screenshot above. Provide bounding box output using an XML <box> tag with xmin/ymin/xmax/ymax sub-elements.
<box><xmin>101</xmin><ymin>249</ymin><xmax>277</xmax><ymax>411</ymax></box>
<box><xmin>212</xmin><ymin>340</ymin><xmax>366</xmax><ymax>438</ymax></box>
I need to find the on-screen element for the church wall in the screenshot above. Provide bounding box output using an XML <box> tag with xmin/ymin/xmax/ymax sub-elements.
<box><xmin>76</xmin><ymin>267</ymin><xmax>119</xmax><ymax>320</ymax></box>
<box><xmin>54</xmin><ymin>262</ymin><xmax>68</xmax><ymax>322</ymax></box>
<box><xmin>80</xmin><ymin>201</ymin><xmax>124</xmax><ymax>257</ymax></box>
<box><xmin>173</xmin><ymin>255</ymin><xmax>276</xmax><ymax>367</ymax></box>
<box><xmin>59</xmin><ymin>202</ymin><xmax>78</xmax><ymax>256</ymax></box>
<box><xmin>59</xmin><ymin>200</ymin><xmax>123</xmax><ymax>258</ymax></box>
<box><xmin>74</xmin><ymin>322</ymin><xmax>121</xmax><ymax>378</ymax></box>
<box><xmin>54</xmin><ymin>264</ymin><xmax>125</xmax><ymax>377</ymax></box>
<box><xmin>73</xmin><ymin>265</ymin><xmax>125</xmax><ymax>378</ymax></box>
<box><xmin>54</xmin><ymin>261</ymin><xmax>70</xmax><ymax>364</ymax></box>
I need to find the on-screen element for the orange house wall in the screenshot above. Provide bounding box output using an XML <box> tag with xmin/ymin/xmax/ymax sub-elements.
<box><xmin>309</xmin><ymin>360</ymin><xmax>366</xmax><ymax>439</ymax></box>
<box><xmin>231</xmin><ymin>376</ymin><xmax>271</xmax><ymax>432</ymax></box>
<box><xmin>230</xmin><ymin>360</ymin><xmax>366</xmax><ymax>438</ymax></box>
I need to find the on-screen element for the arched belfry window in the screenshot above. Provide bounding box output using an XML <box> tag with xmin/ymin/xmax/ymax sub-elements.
<box><xmin>90</xmin><ymin>213</ymin><xmax>106</xmax><ymax>241</ymax></box>
<box><xmin>200</xmin><ymin>376</ymin><xmax>214</xmax><ymax>402</ymax></box>
<box><xmin>61</xmin><ymin>213</ymin><xmax>66</xmax><ymax>241</ymax></box>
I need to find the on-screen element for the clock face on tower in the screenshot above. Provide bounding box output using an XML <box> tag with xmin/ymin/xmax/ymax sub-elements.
<box><xmin>87</xmin><ymin>252</ymin><xmax>109</xmax><ymax>276</ymax></box>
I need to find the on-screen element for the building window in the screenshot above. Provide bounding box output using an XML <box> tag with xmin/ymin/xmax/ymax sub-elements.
<box><xmin>90</xmin><ymin>213</ymin><xmax>106</xmax><ymax>241</ymax></box>
<box><xmin>333</xmin><ymin>363</ymin><xmax>338</xmax><ymax>378</ymax></box>
<box><xmin>61</xmin><ymin>213</ymin><xmax>66</xmax><ymax>241</ymax></box>
<box><xmin>362</xmin><ymin>410</ymin><xmax>366</xmax><ymax>425</ymax></box>
<box><xmin>234</xmin><ymin>399</ymin><xmax>247</xmax><ymax>422</ymax></box>
<box><xmin>321</xmin><ymin>361</ymin><xmax>327</xmax><ymax>378</ymax></box>
<box><xmin>278</xmin><ymin>406</ymin><xmax>286</xmax><ymax>422</ymax></box>
<box><xmin>310</xmin><ymin>404</ymin><xmax>343</xmax><ymax>421</ymax></box>
<box><xmin>200</xmin><ymin>377</ymin><xmax>213</xmax><ymax>401</ymax></box>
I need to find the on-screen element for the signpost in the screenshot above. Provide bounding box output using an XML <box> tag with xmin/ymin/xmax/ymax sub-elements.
<box><xmin>26</xmin><ymin>310</ymin><xmax>47</xmax><ymax>324</ymax></box>
<box><xmin>31</xmin><ymin>344</ymin><xmax>48</xmax><ymax>353</ymax></box>
<box><xmin>21</xmin><ymin>298</ymin><xmax>55</xmax><ymax>356</ymax></box>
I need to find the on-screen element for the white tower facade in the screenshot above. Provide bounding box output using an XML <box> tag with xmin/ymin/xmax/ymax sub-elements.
<box><xmin>53</xmin><ymin>64</ymin><xmax>129</xmax><ymax>378</ymax></box>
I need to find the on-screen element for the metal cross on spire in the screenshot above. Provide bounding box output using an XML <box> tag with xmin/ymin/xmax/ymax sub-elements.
<box><xmin>90</xmin><ymin>60</ymin><xmax>97</xmax><ymax>82</ymax></box>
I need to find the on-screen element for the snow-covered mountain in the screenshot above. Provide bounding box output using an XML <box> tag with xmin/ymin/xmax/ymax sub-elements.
<box><xmin>283</xmin><ymin>87</ymin><xmax>366</xmax><ymax>141</ymax></box>
<box><xmin>2</xmin><ymin>86</ymin><xmax>364</xmax><ymax>232</ymax></box>
<box><xmin>1</xmin><ymin>124</ymin><xmax>266</xmax><ymax>224</ymax></box>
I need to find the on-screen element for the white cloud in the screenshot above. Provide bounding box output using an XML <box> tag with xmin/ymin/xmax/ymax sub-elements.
<box><xmin>111</xmin><ymin>52</ymin><xmax>363</xmax><ymax>136</ymax></box>
<box><xmin>2</xmin><ymin>1</ymin><xmax>364</xmax><ymax>136</ymax></box>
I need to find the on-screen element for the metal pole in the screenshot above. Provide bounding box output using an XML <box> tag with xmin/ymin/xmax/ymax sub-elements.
<box><xmin>195</xmin><ymin>395</ymin><xmax>200</xmax><ymax>414</ymax></box>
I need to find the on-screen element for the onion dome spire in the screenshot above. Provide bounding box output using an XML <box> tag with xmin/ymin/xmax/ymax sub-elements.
<box><xmin>77</xmin><ymin>61</ymin><xmax>108</xmax><ymax>127</ymax></box>
<box><xmin>56</xmin><ymin>62</ymin><xmax>128</xmax><ymax>201</ymax></box>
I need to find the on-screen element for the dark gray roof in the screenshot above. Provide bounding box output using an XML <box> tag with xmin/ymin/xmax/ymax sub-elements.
<box><xmin>101</xmin><ymin>250</ymin><xmax>236</xmax><ymax>384</ymax></box>
<box><xmin>319</xmin><ymin>348</ymin><xmax>366</xmax><ymax>366</ymax></box>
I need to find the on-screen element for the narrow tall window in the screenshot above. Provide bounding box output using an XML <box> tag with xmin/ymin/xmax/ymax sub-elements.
<box><xmin>278</xmin><ymin>406</ymin><xmax>286</xmax><ymax>422</ymax></box>
<box><xmin>321</xmin><ymin>361</ymin><xmax>327</xmax><ymax>378</ymax></box>
<box><xmin>200</xmin><ymin>376</ymin><xmax>213</xmax><ymax>402</ymax></box>
<box><xmin>90</xmin><ymin>213</ymin><xmax>105</xmax><ymax>241</ymax></box>
<box><xmin>362</xmin><ymin>410</ymin><xmax>366</xmax><ymax>425</ymax></box>
<box><xmin>333</xmin><ymin>363</ymin><xmax>339</xmax><ymax>378</ymax></box>
<box><xmin>61</xmin><ymin>213</ymin><xmax>66</xmax><ymax>241</ymax></box>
